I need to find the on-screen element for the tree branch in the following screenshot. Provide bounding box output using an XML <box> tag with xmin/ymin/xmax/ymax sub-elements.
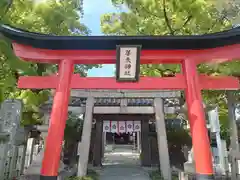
<box><xmin>182</xmin><ymin>15</ymin><xmax>193</xmax><ymax>27</ymax></box>
<box><xmin>133</xmin><ymin>6</ymin><xmax>164</xmax><ymax>33</ymax></box>
<box><xmin>0</xmin><ymin>0</ymin><xmax>13</xmax><ymax>21</ymax></box>
<box><xmin>132</xmin><ymin>3</ymin><xmax>192</xmax><ymax>35</ymax></box>
<box><xmin>209</xmin><ymin>12</ymin><xmax>228</xmax><ymax>31</ymax></box>
<box><xmin>162</xmin><ymin>0</ymin><xmax>175</xmax><ymax>35</ymax></box>
<box><xmin>0</xmin><ymin>0</ymin><xmax>13</xmax><ymax>41</ymax></box>
<box><xmin>173</xmin><ymin>15</ymin><xmax>193</xmax><ymax>33</ymax></box>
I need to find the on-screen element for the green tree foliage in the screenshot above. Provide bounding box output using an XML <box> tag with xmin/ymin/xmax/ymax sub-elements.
<box><xmin>63</xmin><ymin>112</ymin><xmax>84</xmax><ymax>165</ymax></box>
<box><xmin>0</xmin><ymin>0</ymin><xmax>100</xmax><ymax>125</ymax></box>
<box><xmin>64</xmin><ymin>112</ymin><xmax>83</xmax><ymax>142</ymax></box>
<box><xmin>101</xmin><ymin>0</ymin><xmax>240</xmax><ymax>140</ymax></box>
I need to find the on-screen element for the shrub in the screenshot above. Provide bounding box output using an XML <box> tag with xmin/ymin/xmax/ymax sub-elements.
<box><xmin>149</xmin><ymin>170</ymin><xmax>179</xmax><ymax>180</ymax></box>
<box><xmin>66</xmin><ymin>169</ymin><xmax>99</xmax><ymax>180</ymax></box>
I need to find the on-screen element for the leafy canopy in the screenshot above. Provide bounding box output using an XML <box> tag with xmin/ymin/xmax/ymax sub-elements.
<box><xmin>101</xmin><ymin>0</ymin><xmax>240</xmax><ymax>140</ymax></box>
<box><xmin>0</xmin><ymin>0</ymin><xmax>99</xmax><ymax>125</ymax></box>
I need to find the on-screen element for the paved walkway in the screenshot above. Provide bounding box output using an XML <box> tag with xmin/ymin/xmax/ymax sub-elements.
<box><xmin>103</xmin><ymin>145</ymin><xmax>140</xmax><ymax>166</ymax></box>
<box><xmin>99</xmin><ymin>165</ymin><xmax>151</xmax><ymax>180</ymax></box>
<box><xmin>99</xmin><ymin>145</ymin><xmax>151</xmax><ymax>180</ymax></box>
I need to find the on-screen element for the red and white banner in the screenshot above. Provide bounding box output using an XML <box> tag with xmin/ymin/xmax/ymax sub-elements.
<box><xmin>118</xmin><ymin>121</ymin><xmax>126</xmax><ymax>133</ymax></box>
<box><xmin>103</xmin><ymin>121</ymin><xmax>141</xmax><ymax>133</ymax></box>
<box><xmin>133</xmin><ymin>121</ymin><xmax>141</xmax><ymax>132</ymax></box>
<box><xmin>103</xmin><ymin>120</ymin><xmax>110</xmax><ymax>132</ymax></box>
<box><xmin>110</xmin><ymin>121</ymin><xmax>118</xmax><ymax>133</ymax></box>
<box><xmin>126</xmin><ymin>121</ymin><xmax>134</xmax><ymax>133</ymax></box>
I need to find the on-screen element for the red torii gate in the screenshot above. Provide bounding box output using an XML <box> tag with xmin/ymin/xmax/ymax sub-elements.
<box><xmin>1</xmin><ymin>24</ymin><xmax>240</xmax><ymax>180</ymax></box>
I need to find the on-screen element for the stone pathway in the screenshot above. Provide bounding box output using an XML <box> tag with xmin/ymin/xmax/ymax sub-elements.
<box><xmin>103</xmin><ymin>147</ymin><xmax>140</xmax><ymax>166</ymax></box>
<box><xmin>99</xmin><ymin>145</ymin><xmax>151</xmax><ymax>180</ymax></box>
<box><xmin>99</xmin><ymin>165</ymin><xmax>151</xmax><ymax>180</ymax></box>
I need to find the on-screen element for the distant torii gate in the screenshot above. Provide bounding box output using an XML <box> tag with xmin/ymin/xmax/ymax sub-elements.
<box><xmin>0</xmin><ymin>24</ymin><xmax>240</xmax><ymax>180</ymax></box>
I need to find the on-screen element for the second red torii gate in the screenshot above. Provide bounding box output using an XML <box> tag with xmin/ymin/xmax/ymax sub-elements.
<box><xmin>18</xmin><ymin>73</ymin><xmax>239</xmax><ymax>90</ymax></box>
<box><xmin>0</xmin><ymin>24</ymin><xmax>240</xmax><ymax>180</ymax></box>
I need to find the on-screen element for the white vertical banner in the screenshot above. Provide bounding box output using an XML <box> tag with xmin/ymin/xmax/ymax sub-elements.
<box><xmin>134</xmin><ymin>121</ymin><xmax>141</xmax><ymax>132</ymax></box>
<box><xmin>118</xmin><ymin>121</ymin><xmax>126</xmax><ymax>133</ymax></box>
<box><xmin>111</xmin><ymin>121</ymin><xmax>118</xmax><ymax>133</ymax></box>
<box><xmin>126</xmin><ymin>121</ymin><xmax>134</xmax><ymax>133</ymax></box>
<box><xmin>103</xmin><ymin>120</ymin><xmax>110</xmax><ymax>132</ymax></box>
<box><xmin>216</xmin><ymin>132</ymin><xmax>226</xmax><ymax>174</ymax></box>
<box><xmin>208</xmin><ymin>107</ymin><xmax>220</xmax><ymax>133</ymax></box>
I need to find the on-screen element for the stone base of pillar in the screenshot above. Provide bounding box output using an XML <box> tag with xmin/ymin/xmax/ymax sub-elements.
<box><xmin>184</xmin><ymin>162</ymin><xmax>195</xmax><ymax>174</ymax></box>
<box><xmin>40</xmin><ymin>175</ymin><xmax>57</xmax><ymax>180</ymax></box>
<box><xmin>196</xmin><ymin>174</ymin><xmax>214</xmax><ymax>180</ymax></box>
<box><xmin>184</xmin><ymin>162</ymin><xmax>215</xmax><ymax>179</ymax></box>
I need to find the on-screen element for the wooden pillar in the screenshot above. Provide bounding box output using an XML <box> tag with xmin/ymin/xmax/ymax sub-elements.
<box><xmin>93</xmin><ymin>119</ymin><xmax>103</xmax><ymax>166</ymax></box>
<box><xmin>154</xmin><ymin>98</ymin><xmax>171</xmax><ymax>180</ymax></box>
<box><xmin>77</xmin><ymin>97</ymin><xmax>94</xmax><ymax>177</ymax></box>
<box><xmin>141</xmin><ymin>119</ymin><xmax>151</xmax><ymax>166</ymax></box>
<box><xmin>182</xmin><ymin>59</ymin><xmax>214</xmax><ymax>180</ymax></box>
<box><xmin>40</xmin><ymin>60</ymin><xmax>73</xmax><ymax>180</ymax></box>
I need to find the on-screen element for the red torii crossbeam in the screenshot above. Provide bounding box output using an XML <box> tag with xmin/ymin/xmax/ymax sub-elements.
<box><xmin>1</xmin><ymin>24</ymin><xmax>240</xmax><ymax>180</ymax></box>
<box><xmin>18</xmin><ymin>74</ymin><xmax>239</xmax><ymax>90</ymax></box>
<box><xmin>12</xmin><ymin>43</ymin><xmax>240</xmax><ymax>64</ymax></box>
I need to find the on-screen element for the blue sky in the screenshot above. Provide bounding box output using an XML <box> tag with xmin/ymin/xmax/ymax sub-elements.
<box><xmin>82</xmin><ymin>0</ymin><xmax>124</xmax><ymax>77</ymax></box>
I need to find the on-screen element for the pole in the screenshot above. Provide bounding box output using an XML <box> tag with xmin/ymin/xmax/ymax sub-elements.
<box><xmin>208</xmin><ymin>107</ymin><xmax>226</xmax><ymax>174</ymax></box>
<box><xmin>40</xmin><ymin>60</ymin><xmax>73</xmax><ymax>180</ymax></box>
<box><xmin>216</xmin><ymin>132</ymin><xmax>226</xmax><ymax>174</ymax></box>
<box><xmin>154</xmin><ymin>98</ymin><xmax>171</xmax><ymax>180</ymax></box>
<box><xmin>77</xmin><ymin>97</ymin><xmax>94</xmax><ymax>177</ymax></box>
<box><xmin>182</xmin><ymin>59</ymin><xmax>214</xmax><ymax>180</ymax></box>
<box><xmin>227</xmin><ymin>91</ymin><xmax>238</xmax><ymax>180</ymax></box>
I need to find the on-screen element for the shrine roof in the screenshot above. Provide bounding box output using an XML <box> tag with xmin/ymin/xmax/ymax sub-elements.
<box><xmin>0</xmin><ymin>24</ymin><xmax>240</xmax><ymax>50</ymax></box>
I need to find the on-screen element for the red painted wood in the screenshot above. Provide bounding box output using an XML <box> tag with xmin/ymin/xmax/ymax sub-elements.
<box><xmin>17</xmin><ymin>74</ymin><xmax>239</xmax><ymax>90</ymax></box>
<box><xmin>12</xmin><ymin>43</ymin><xmax>240</xmax><ymax>64</ymax></box>
<box><xmin>198</xmin><ymin>74</ymin><xmax>240</xmax><ymax>90</ymax></box>
<box><xmin>183</xmin><ymin>59</ymin><xmax>213</xmax><ymax>175</ymax></box>
<box><xmin>194</xmin><ymin>44</ymin><xmax>240</xmax><ymax>64</ymax></box>
<box><xmin>18</xmin><ymin>75</ymin><xmax>58</xmax><ymax>89</ymax></box>
<box><xmin>40</xmin><ymin>60</ymin><xmax>74</xmax><ymax>176</ymax></box>
<box><xmin>10</xmin><ymin>38</ymin><xmax>240</xmax><ymax>179</ymax></box>
<box><xmin>10</xmin><ymin>35</ymin><xmax>240</xmax><ymax>180</ymax></box>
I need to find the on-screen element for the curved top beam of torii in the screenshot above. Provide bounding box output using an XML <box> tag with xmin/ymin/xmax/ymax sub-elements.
<box><xmin>0</xmin><ymin>24</ymin><xmax>240</xmax><ymax>64</ymax></box>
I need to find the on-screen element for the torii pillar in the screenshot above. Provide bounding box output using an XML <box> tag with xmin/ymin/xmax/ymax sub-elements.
<box><xmin>40</xmin><ymin>60</ymin><xmax>73</xmax><ymax>180</ymax></box>
<box><xmin>1</xmin><ymin>24</ymin><xmax>239</xmax><ymax>180</ymax></box>
<box><xmin>183</xmin><ymin>59</ymin><xmax>213</xmax><ymax>179</ymax></box>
